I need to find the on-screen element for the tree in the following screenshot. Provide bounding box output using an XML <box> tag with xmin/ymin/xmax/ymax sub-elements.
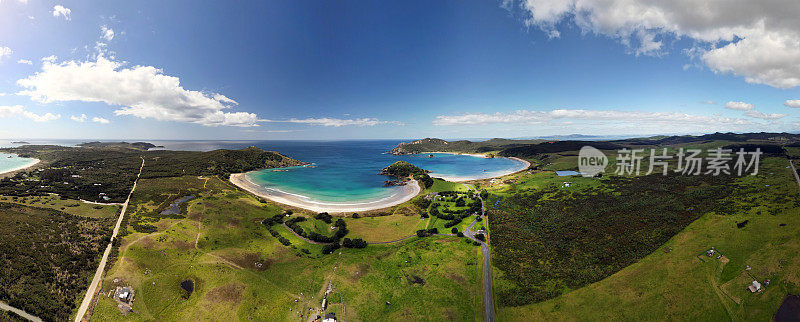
<box><xmin>451</xmin><ymin>227</ymin><xmax>459</xmax><ymax>234</ymax></box>
<box><xmin>475</xmin><ymin>233</ymin><xmax>485</xmax><ymax>242</ymax></box>
<box><xmin>315</xmin><ymin>212</ymin><xmax>333</xmax><ymax>223</ymax></box>
<box><xmin>321</xmin><ymin>243</ymin><xmax>340</xmax><ymax>255</ymax></box>
<box><xmin>342</xmin><ymin>238</ymin><xmax>367</xmax><ymax>248</ymax></box>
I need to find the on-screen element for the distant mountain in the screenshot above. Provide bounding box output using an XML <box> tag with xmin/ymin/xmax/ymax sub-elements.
<box><xmin>388</xmin><ymin>138</ymin><xmax>545</xmax><ymax>155</ymax></box>
<box><xmin>78</xmin><ymin>141</ymin><xmax>163</xmax><ymax>150</ymax></box>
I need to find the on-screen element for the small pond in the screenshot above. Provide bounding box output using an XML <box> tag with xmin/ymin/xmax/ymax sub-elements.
<box><xmin>161</xmin><ymin>195</ymin><xmax>195</xmax><ymax>215</ymax></box>
<box><xmin>555</xmin><ymin>170</ymin><xmax>582</xmax><ymax>177</ymax></box>
<box><xmin>180</xmin><ymin>279</ymin><xmax>194</xmax><ymax>297</ymax></box>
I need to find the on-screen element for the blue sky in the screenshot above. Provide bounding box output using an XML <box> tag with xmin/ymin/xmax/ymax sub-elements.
<box><xmin>0</xmin><ymin>0</ymin><xmax>798</xmax><ymax>140</ymax></box>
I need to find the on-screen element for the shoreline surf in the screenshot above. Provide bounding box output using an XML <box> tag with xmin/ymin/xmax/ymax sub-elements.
<box><xmin>419</xmin><ymin>152</ymin><xmax>531</xmax><ymax>182</ymax></box>
<box><xmin>0</xmin><ymin>153</ymin><xmax>40</xmax><ymax>176</ymax></box>
<box><xmin>230</xmin><ymin>172</ymin><xmax>421</xmax><ymax>213</ymax></box>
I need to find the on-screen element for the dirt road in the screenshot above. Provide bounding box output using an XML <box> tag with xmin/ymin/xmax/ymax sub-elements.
<box><xmin>74</xmin><ymin>156</ymin><xmax>144</xmax><ymax>322</ymax></box>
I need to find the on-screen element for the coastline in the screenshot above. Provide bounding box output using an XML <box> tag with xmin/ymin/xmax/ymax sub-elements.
<box><xmin>0</xmin><ymin>155</ymin><xmax>40</xmax><ymax>176</ymax></box>
<box><xmin>229</xmin><ymin>172</ymin><xmax>422</xmax><ymax>213</ymax></box>
<box><xmin>419</xmin><ymin>152</ymin><xmax>532</xmax><ymax>182</ymax></box>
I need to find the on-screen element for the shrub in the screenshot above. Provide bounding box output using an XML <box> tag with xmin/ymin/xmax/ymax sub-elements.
<box><xmin>475</xmin><ymin>233</ymin><xmax>486</xmax><ymax>242</ymax></box>
<box><xmin>315</xmin><ymin>212</ymin><xmax>333</xmax><ymax>223</ymax></box>
<box><xmin>451</xmin><ymin>227</ymin><xmax>459</xmax><ymax>234</ymax></box>
<box><xmin>342</xmin><ymin>238</ymin><xmax>368</xmax><ymax>248</ymax></box>
<box><xmin>321</xmin><ymin>243</ymin><xmax>340</xmax><ymax>255</ymax></box>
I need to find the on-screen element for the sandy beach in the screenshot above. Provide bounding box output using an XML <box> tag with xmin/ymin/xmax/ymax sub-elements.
<box><xmin>424</xmin><ymin>153</ymin><xmax>532</xmax><ymax>182</ymax></box>
<box><xmin>0</xmin><ymin>157</ymin><xmax>40</xmax><ymax>176</ymax></box>
<box><xmin>230</xmin><ymin>172</ymin><xmax>422</xmax><ymax>213</ymax></box>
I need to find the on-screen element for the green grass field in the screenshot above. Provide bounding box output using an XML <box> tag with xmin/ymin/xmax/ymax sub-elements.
<box><xmin>91</xmin><ymin>176</ymin><xmax>482</xmax><ymax>321</ymax></box>
<box><xmin>497</xmin><ymin>156</ymin><xmax>800</xmax><ymax>320</ymax></box>
<box><xmin>0</xmin><ymin>194</ymin><xmax>120</xmax><ymax>218</ymax></box>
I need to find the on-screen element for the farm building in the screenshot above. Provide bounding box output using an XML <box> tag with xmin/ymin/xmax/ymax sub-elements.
<box><xmin>748</xmin><ymin>280</ymin><xmax>762</xmax><ymax>293</ymax></box>
<box><xmin>322</xmin><ymin>312</ymin><xmax>337</xmax><ymax>322</ymax></box>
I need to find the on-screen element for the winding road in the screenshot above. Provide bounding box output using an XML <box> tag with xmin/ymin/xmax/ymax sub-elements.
<box><xmin>461</xmin><ymin>184</ymin><xmax>495</xmax><ymax>322</ymax></box>
<box><xmin>74</xmin><ymin>156</ymin><xmax>145</xmax><ymax>322</ymax></box>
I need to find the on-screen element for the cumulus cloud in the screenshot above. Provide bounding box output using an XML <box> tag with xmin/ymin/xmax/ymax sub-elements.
<box><xmin>17</xmin><ymin>59</ymin><xmax>32</xmax><ymax>65</ymax></box>
<box><xmin>785</xmin><ymin>99</ymin><xmax>800</xmax><ymax>108</ymax></box>
<box><xmin>724</xmin><ymin>101</ymin><xmax>754</xmax><ymax>111</ymax></box>
<box><xmin>0</xmin><ymin>105</ymin><xmax>60</xmax><ymax>122</ymax></box>
<box><xmin>744</xmin><ymin>110</ymin><xmax>786</xmax><ymax>120</ymax></box>
<box><xmin>0</xmin><ymin>46</ymin><xmax>11</xmax><ymax>63</ymax></box>
<box><xmin>100</xmin><ymin>25</ymin><xmax>114</xmax><ymax>41</ymax></box>
<box><xmin>70</xmin><ymin>114</ymin><xmax>87</xmax><ymax>122</ymax></box>
<box><xmin>505</xmin><ymin>0</ymin><xmax>800</xmax><ymax>88</ymax></box>
<box><xmin>284</xmin><ymin>117</ymin><xmax>403</xmax><ymax>127</ymax></box>
<box><xmin>52</xmin><ymin>5</ymin><xmax>71</xmax><ymax>20</ymax></box>
<box><xmin>92</xmin><ymin>116</ymin><xmax>110</xmax><ymax>124</ymax></box>
<box><xmin>16</xmin><ymin>55</ymin><xmax>259</xmax><ymax>127</ymax></box>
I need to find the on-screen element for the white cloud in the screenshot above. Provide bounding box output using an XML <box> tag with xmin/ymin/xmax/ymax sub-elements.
<box><xmin>52</xmin><ymin>5</ymin><xmax>71</xmax><ymax>20</ymax></box>
<box><xmin>433</xmin><ymin>109</ymin><xmax>754</xmax><ymax>128</ymax></box>
<box><xmin>284</xmin><ymin>117</ymin><xmax>403</xmax><ymax>127</ymax></box>
<box><xmin>0</xmin><ymin>46</ymin><xmax>11</xmax><ymax>63</ymax></box>
<box><xmin>16</xmin><ymin>55</ymin><xmax>258</xmax><ymax>127</ymax></box>
<box><xmin>17</xmin><ymin>59</ymin><xmax>32</xmax><ymax>65</ymax></box>
<box><xmin>701</xmin><ymin>100</ymin><xmax>716</xmax><ymax>105</ymax></box>
<box><xmin>70</xmin><ymin>114</ymin><xmax>87</xmax><ymax>122</ymax></box>
<box><xmin>100</xmin><ymin>25</ymin><xmax>114</xmax><ymax>41</ymax></box>
<box><xmin>785</xmin><ymin>99</ymin><xmax>800</xmax><ymax>108</ymax></box>
<box><xmin>506</xmin><ymin>0</ymin><xmax>800</xmax><ymax>88</ymax></box>
<box><xmin>744</xmin><ymin>110</ymin><xmax>786</xmax><ymax>120</ymax></box>
<box><xmin>724</xmin><ymin>101</ymin><xmax>754</xmax><ymax>111</ymax></box>
<box><xmin>92</xmin><ymin>116</ymin><xmax>110</xmax><ymax>124</ymax></box>
<box><xmin>41</xmin><ymin>55</ymin><xmax>57</xmax><ymax>62</ymax></box>
<box><xmin>0</xmin><ymin>105</ymin><xmax>60</xmax><ymax>122</ymax></box>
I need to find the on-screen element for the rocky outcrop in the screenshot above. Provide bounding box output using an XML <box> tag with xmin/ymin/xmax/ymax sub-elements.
<box><xmin>383</xmin><ymin>180</ymin><xmax>407</xmax><ymax>187</ymax></box>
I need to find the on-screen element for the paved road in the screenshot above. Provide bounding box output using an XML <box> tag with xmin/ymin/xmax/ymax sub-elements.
<box><xmin>74</xmin><ymin>157</ymin><xmax>144</xmax><ymax>322</ymax></box>
<box><xmin>464</xmin><ymin>218</ymin><xmax>495</xmax><ymax>322</ymax></box>
<box><xmin>0</xmin><ymin>301</ymin><xmax>42</xmax><ymax>322</ymax></box>
<box><xmin>461</xmin><ymin>184</ymin><xmax>495</xmax><ymax>322</ymax></box>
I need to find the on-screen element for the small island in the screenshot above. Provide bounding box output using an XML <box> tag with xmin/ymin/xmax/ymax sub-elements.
<box><xmin>379</xmin><ymin>161</ymin><xmax>434</xmax><ymax>189</ymax></box>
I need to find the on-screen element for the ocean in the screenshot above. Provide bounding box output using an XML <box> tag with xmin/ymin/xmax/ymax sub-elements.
<box><xmin>0</xmin><ymin>139</ymin><xmax>525</xmax><ymax>204</ymax></box>
<box><xmin>0</xmin><ymin>152</ymin><xmax>38</xmax><ymax>175</ymax></box>
<box><xmin>151</xmin><ymin>140</ymin><xmax>524</xmax><ymax>204</ymax></box>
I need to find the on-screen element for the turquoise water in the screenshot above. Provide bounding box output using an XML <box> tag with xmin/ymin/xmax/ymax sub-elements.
<box><xmin>232</xmin><ymin>141</ymin><xmax>526</xmax><ymax>204</ymax></box>
<box><xmin>0</xmin><ymin>152</ymin><xmax>37</xmax><ymax>174</ymax></box>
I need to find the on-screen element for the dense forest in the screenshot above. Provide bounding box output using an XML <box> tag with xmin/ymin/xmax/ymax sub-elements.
<box><xmin>0</xmin><ymin>145</ymin><xmax>303</xmax><ymax>202</ymax></box>
<box><xmin>490</xmin><ymin>173</ymin><xmax>737</xmax><ymax>306</ymax></box>
<box><xmin>0</xmin><ymin>203</ymin><xmax>112</xmax><ymax>321</ymax></box>
<box><xmin>389</xmin><ymin>132</ymin><xmax>800</xmax><ymax>159</ymax></box>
